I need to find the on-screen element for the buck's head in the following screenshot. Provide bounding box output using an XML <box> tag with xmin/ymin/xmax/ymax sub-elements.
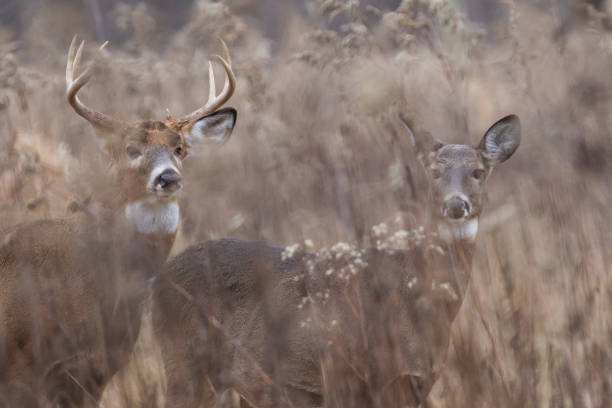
<box><xmin>400</xmin><ymin>114</ymin><xmax>521</xmax><ymax>242</ymax></box>
<box><xmin>66</xmin><ymin>37</ymin><xmax>236</xmax><ymax>234</ymax></box>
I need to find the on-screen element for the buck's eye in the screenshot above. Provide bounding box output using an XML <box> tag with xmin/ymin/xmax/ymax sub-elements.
<box><xmin>431</xmin><ymin>168</ymin><xmax>442</xmax><ymax>179</ymax></box>
<box><xmin>126</xmin><ymin>145</ymin><xmax>142</xmax><ymax>160</ymax></box>
<box><xmin>174</xmin><ymin>146</ymin><xmax>184</xmax><ymax>157</ymax></box>
<box><xmin>472</xmin><ymin>169</ymin><xmax>486</xmax><ymax>180</ymax></box>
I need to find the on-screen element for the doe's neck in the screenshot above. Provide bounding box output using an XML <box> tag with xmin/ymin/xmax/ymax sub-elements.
<box><xmin>436</xmin><ymin>218</ymin><xmax>479</xmax><ymax>246</ymax></box>
<box><xmin>430</xmin><ymin>216</ymin><xmax>480</xmax><ymax>276</ymax></box>
<box><xmin>423</xmin><ymin>217</ymin><xmax>479</xmax><ymax>318</ymax></box>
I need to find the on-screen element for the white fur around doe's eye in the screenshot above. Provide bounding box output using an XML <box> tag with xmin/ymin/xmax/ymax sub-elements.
<box><xmin>124</xmin><ymin>198</ymin><xmax>179</xmax><ymax>234</ymax></box>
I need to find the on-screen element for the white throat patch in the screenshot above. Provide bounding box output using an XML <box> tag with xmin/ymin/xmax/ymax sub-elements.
<box><xmin>124</xmin><ymin>198</ymin><xmax>179</xmax><ymax>234</ymax></box>
<box><xmin>437</xmin><ymin>218</ymin><xmax>479</xmax><ymax>243</ymax></box>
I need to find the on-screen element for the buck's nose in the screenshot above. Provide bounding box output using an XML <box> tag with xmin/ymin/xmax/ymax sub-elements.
<box><xmin>155</xmin><ymin>169</ymin><xmax>182</xmax><ymax>193</ymax></box>
<box><xmin>443</xmin><ymin>197</ymin><xmax>470</xmax><ymax>220</ymax></box>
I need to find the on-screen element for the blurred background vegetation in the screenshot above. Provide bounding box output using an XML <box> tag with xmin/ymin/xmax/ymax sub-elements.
<box><xmin>1</xmin><ymin>0</ymin><xmax>611</xmax><ymax>406</ymax></box>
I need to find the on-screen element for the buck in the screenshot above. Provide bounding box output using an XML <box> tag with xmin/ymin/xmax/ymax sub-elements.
<box><xmin>0</xmin><ymin>36</ymin><xmax>236</xmax><ymax>407</ymax></box>
<box><xmin>153</xmin><ymin>114</ymin><xmax>521</xmax><ymax>407</ymax></box>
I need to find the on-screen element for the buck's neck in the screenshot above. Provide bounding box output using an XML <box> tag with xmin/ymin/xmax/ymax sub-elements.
<box><xmin>79</xmin><ymin>197</ymin><xmax>180</xmax><ymax>279</ymax></box>
<box><xmin>90</xmin><ymin>197</ymin><xmax>179</xmax><ymax>375</ymax></box>
<box><xmin>122</xmin><ymin>196</ymin><xmax>179</xmax><ymax>263</ymax></box>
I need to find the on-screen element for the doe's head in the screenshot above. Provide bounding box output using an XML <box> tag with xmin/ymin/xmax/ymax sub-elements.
<box><xmin>400</xmin><ymin>114</ymin><xmax>521</xmax><ymax>232</ymax></box>
<box><xmin>65</xmin><ymin>36</ymin><xmax>237</xmax><ymax>207</ymax></box>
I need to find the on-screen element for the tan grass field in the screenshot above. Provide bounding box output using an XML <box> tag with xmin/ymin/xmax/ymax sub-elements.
<box><xmin>1</xmin><ymin>0</ymin><xmax>611</xmax><ymax>406</ymax></box>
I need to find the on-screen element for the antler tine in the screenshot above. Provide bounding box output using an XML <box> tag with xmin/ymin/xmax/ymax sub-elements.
<box><xmin>175</xmin><ymin>39</ymin><xmax>236</xmax><ymax>127</ymax></box>
<box><xmin>66</xmin><ymin>39</ymin><xmax>92</xmax><ymax>97</ymax></box>
<box><xmin>65</xmin><ymin>36</ymin><xmax>124</xmax><ymax>131</ymax></box>
<box><xmin>212</xmin><ymin>52</ymin><xmax>235</xmax><ymax>106</ymax></box>
<box><xmin>207</xmin><ymin>61</ymin><xmax>216</xmax><ymax>105</ymax></box>
<box><xmin>220</xmin><ymin>36</ymin><xmax>232</xmax><ymax>67</ymax></box>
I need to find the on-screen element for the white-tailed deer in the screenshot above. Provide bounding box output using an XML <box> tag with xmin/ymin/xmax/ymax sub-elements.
<box><xmin>153</xmin><ymin>114</ymin><xmax>521</xmax><ymax>407</ymax></box>
<box><xmin>0</xmin><ymin>36</ymin><xmax>237</xmax><ymax>407</ymax></box>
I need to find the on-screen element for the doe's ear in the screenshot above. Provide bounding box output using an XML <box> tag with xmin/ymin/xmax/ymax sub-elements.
<box><xmin>399</xmin><ymin>113</ymin><xmax>443</xmax><ymax>165</ymax></box>
<box><xmin>478</xmin><ymin>114</ymin><xmax>521</xmax><ymax>168</ymax></box>
<box><xmin>184</xmin><ymin>107</ymin><xmax>237</xmax><ymax>150</ymax></box>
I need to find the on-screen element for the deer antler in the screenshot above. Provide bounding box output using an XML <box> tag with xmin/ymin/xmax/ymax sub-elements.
<box><xmin>172</xmin><ymin>39</ymin><xmax>236</xmax><ymax>128</ymax></box>
<box><xmin>66</xmin><ymin>36</ymin><xmax>125</xmax><ymax>131</ymax></box>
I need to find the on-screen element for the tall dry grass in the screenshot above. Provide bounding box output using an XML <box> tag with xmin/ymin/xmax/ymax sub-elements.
<box><xmin>0</xmin><ymin>0</ymin><xmax>611</xmax><ymax>406</ymax></box>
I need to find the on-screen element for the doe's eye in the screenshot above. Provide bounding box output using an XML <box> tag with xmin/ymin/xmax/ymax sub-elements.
<box><xmin>472</xmin><ymin>169</ymin><xmax>486</xmax><ymax>180</ymax></box>
<box><xmin>126</xmin><ymin>145</ymin><xmax>142</xmax><ymax>160</ymax></box>
<box><xmin>174</xmin><ymin>146</ymin><xmax>184</xmax><ymax>157</ymax></box>
<box><xmin>431</xmin><ymin>168</ymin><xmax>442</xmax><ymax>179</ymax></box>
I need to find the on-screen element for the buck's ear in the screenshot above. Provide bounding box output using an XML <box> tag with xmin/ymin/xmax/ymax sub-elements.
<box><xmin>185</xmin><ymin>107</ymin><xmax>237</xmax><ymax>149</ymax></box>
<box><xmin>399</xmin><ymin>113</ymin><xmax>443</xmax><ymax>165</ymax></box>
<box><xmin>478</xmin><ymin>114</ymin><xmax>521</xmax><ymax>168</ymax></box>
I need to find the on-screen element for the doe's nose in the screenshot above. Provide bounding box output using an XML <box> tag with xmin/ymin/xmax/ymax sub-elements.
<box><xmin>443</xmin><ymin>197</ymin><xmax>470</xmax><ymax>220</ymax></box>
<box><xmin>155</xmin><ymin>169</ymin><xmax>182</xmax><ymax>192</ymax></box>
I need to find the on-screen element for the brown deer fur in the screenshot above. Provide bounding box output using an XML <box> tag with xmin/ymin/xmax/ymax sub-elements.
<box><xmin>0</xmin><ymin>37</ymin><xmax>237</xmax><ymax>407</ymax></box>
<box><xmin>153</xmin><ymin>114</ymin><xmax>521</xmax><ymax>407</ymax></box>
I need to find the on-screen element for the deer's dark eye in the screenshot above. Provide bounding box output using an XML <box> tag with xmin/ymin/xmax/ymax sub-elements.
<box><xmin>174</xmin><ymin>146</ymin><xmax>184</xmax><ymax>157</ymax></box>
<box><xmin>472</xmin><ymin>169</ymin><xmax>486</xmax><ymax>180</ymax></box>
<box><xmin>126</xmin><ymin>145</ymin><xmax>142</xmax><ymax>160</ymax></box>
<box><xmin>431</xmin><ymin>168</ymin><xmax>442</xmax><ymax>179</ymax></box>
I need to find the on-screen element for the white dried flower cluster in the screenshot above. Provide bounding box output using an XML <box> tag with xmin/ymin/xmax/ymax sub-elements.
<box><xmin>372</xmin><ymin>222</ymin><xmax>388</xmax><ymax>237</ymax></box>
<box><xmin>300</xmin><ymin>317</ymin><xmax>313</xmax><ymax>328</ymax></box>
<box><xmin>431</xmin><ymin>280</ymin><xmax>459</xmax><ymax>301</ymax></box>
<box><xmin>316</xmin><ymin>289</ymin><xmax>331</xmax><ymax>301</ymax></box>
<box><xmin>291</xmin><ymin>238</ymin><xmax>370</xmax><ymax>324</ymax></box>
<box><xmin>307</xmin><ymin>241</ymin><xmax>369</xmax><ymax>282</ymax></box>
<box><xmin>331</xmin><ymin>241</ymin><xmax>352</xmax><ymax>255</ymax></box>
<box><xmin>373</xmin><ymin>223</ymin><xmax>432</xmax><ymax>253</ymax></box>
<box><xmin>281</xmin><ymin>243</ymin><xmax>301</xmax><ymax>261</ymax></box>
<box><xmin>426</xmin><ymin>244</ymin><xmax>445</xmax><ymax>256</ymax></box>
<box><xmin>297</xmin><ymin>296</ymin><xmax>311</xmax><ymax>310</ymax></box>
<box><xmin>292</xmin><ymin>227</ymin><xmax>445</xmax><ymax>331</ymax></box>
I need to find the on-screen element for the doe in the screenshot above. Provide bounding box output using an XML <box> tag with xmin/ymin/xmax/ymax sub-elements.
<box><xmin>153</xmin><ymin>114</ymin><xmax>521</xmax><ymax>407</ymax></box>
